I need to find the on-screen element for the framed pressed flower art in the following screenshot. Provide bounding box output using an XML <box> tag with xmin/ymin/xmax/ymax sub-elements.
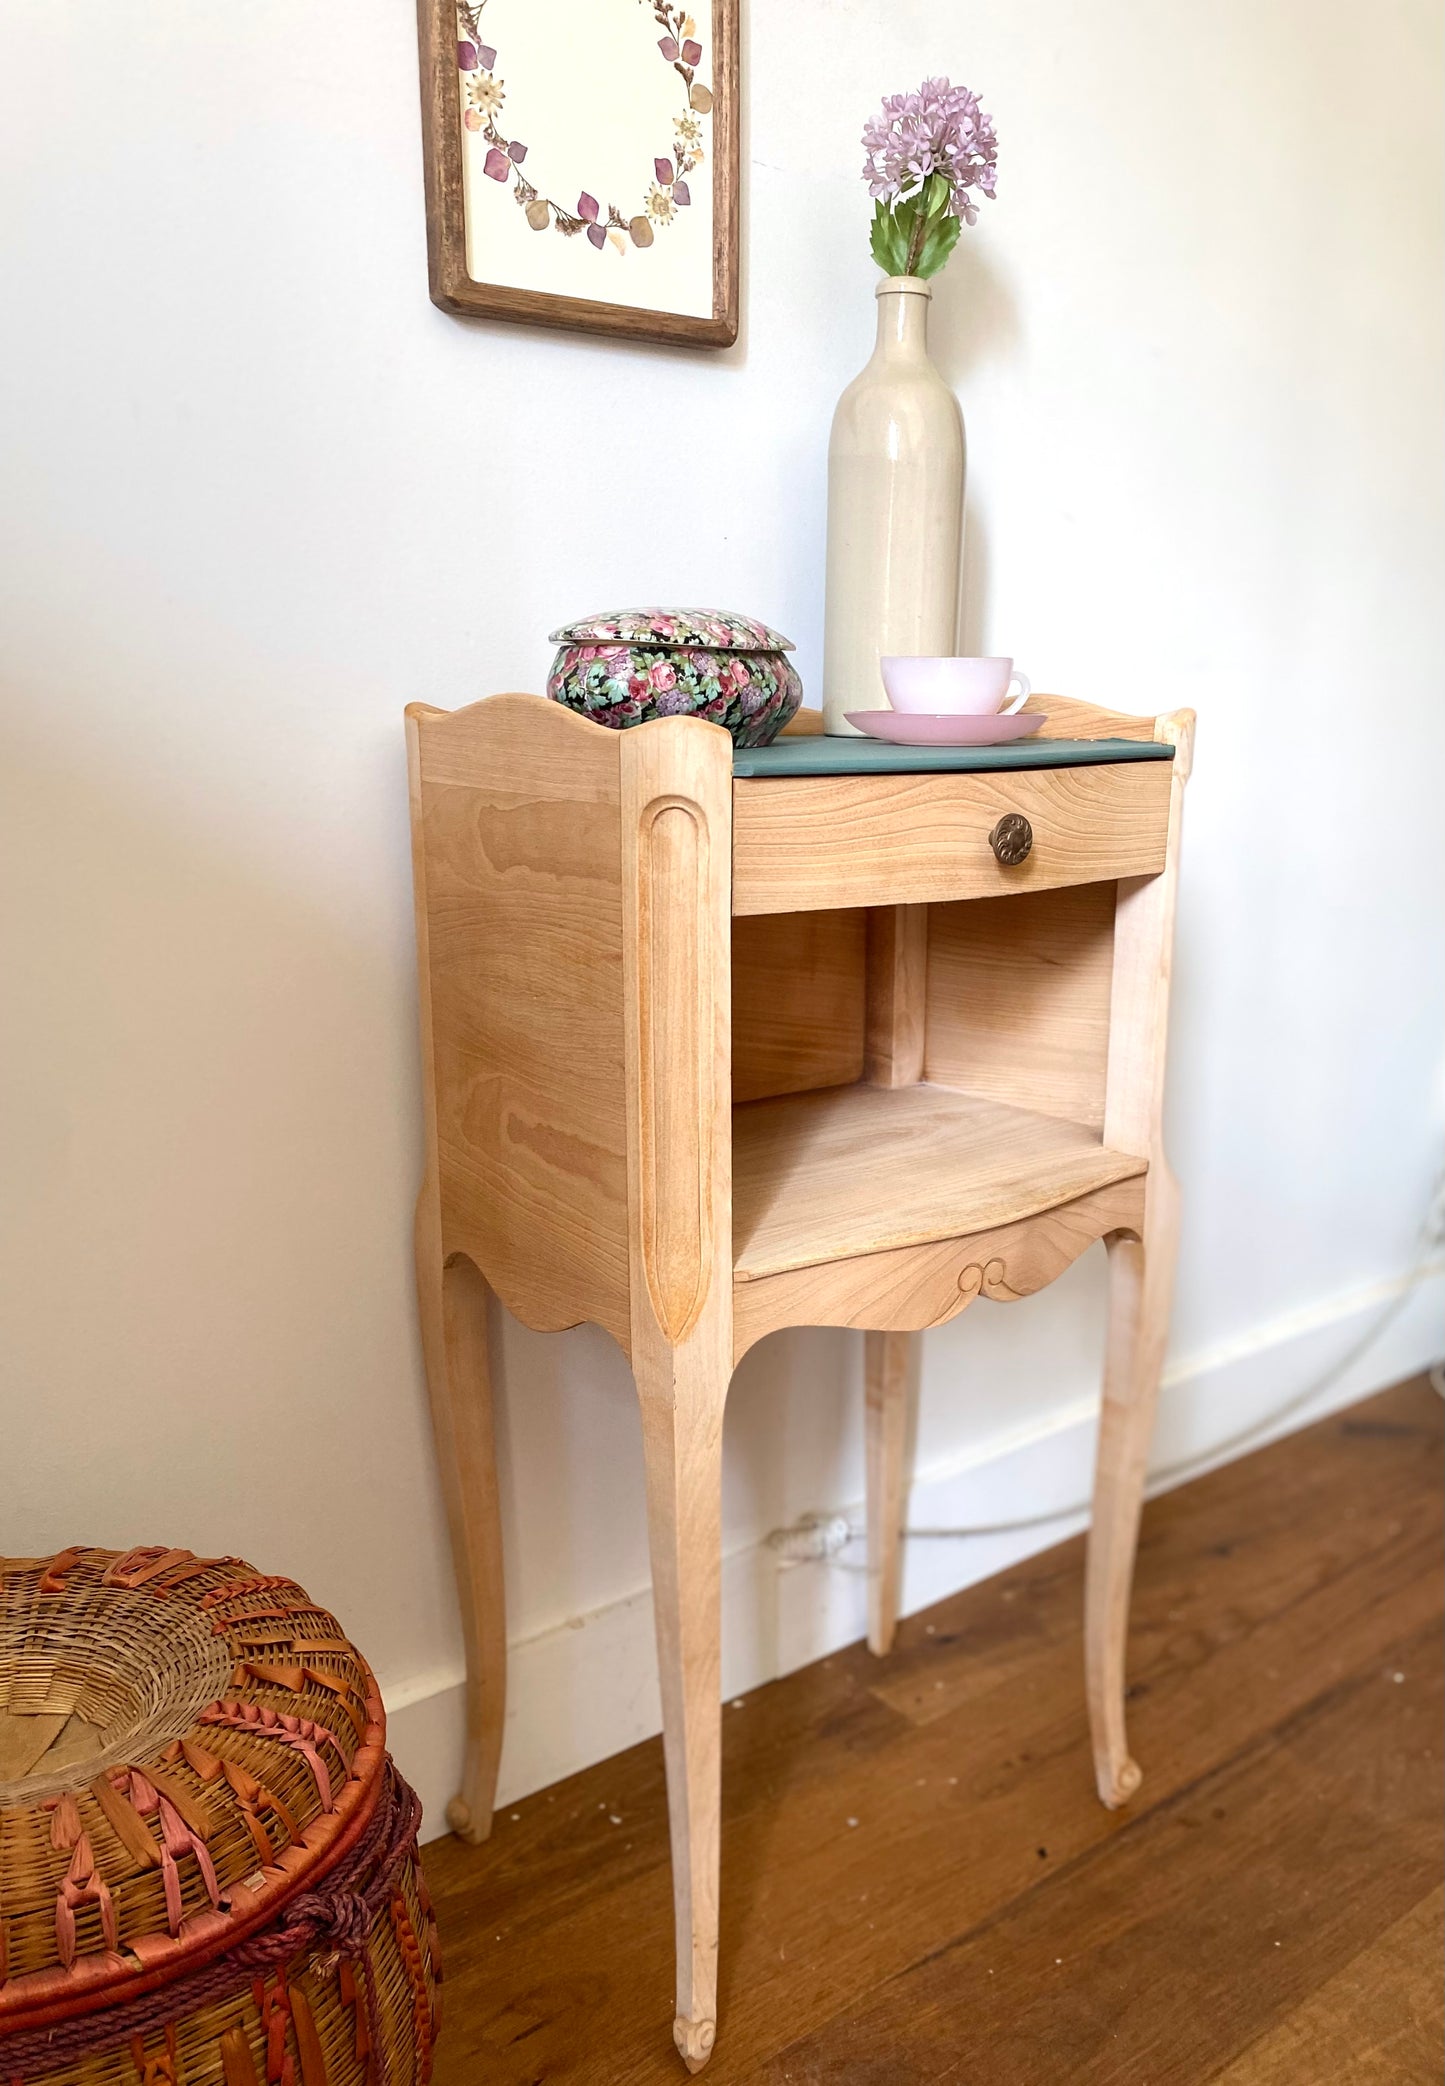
<box><xmin>417</xmin><ymin>0</ymin><xmax>739</xmax><ymax>346</ymax></box>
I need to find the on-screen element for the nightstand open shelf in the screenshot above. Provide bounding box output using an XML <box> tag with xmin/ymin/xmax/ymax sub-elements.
<box><xmin>406</xmin><ymin>689</ymin><xmax>1193</xmax><ymax>2073</ymax></box>
<box><xmin>733</xmin><ymin>1083</ymin><xmax>1146</xmax><ymax>1279</ymax></box>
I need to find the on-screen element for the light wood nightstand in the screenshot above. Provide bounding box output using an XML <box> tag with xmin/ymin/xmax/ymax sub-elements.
<box><xmin>406</xmin><ymin>691</ymin><xmax>1193</xmax><ymax>2073</ymax></box>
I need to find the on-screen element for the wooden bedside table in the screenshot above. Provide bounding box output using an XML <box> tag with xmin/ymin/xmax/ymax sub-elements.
<box><xmin>406</xmin><ymin>691</ymin><xmax>1193</xmax><ymax>2073</ymax></box>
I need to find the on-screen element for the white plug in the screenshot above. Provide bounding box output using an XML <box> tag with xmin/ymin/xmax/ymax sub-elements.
<box><xmin>766</xmin><ymin>1513</ymin><xmax>858</xmax><ymax>1564</ymax></box>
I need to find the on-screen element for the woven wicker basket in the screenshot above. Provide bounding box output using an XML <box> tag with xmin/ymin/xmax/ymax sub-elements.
<box><xmin>0</xmin><ymin>1547</ymin><xmax>440</xmax><ymax>2086</ymax></box>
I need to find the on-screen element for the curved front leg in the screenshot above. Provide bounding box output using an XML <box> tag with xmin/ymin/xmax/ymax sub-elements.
<box><xmin>414</xmin><ymin>1188</ymin><xmax>506</xmax><ymax>1842</ymax></box>
<box><xmin>636</xmin><ymin>1341</ymin><xmax>726</xmax><ymax>2073</ymax></box>
<box><xmin>864</xmin><ymin>1330</ymin><xmax>913</xmax><ymax>1657</ymax></box>
<box><xmin>1090</xmin><ymin>710</ymin><xmax>1193</xmax><ymax>1807</ymax></box>
<box><xmin>1085</xmin><ymin>1171</ymin><xmax>1179</xmax><ymax>1806</ymax></box>
<box><xmin>620</xmin><ymin>716</ymin><xmax>734</xmax><ymax>2070</ymax></box>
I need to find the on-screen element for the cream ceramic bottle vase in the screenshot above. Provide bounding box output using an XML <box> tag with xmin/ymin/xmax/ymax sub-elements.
<box><xmin>822</xmin><ymin>276</ymin><xmax>965</xmax><ymax>735</ymax></box>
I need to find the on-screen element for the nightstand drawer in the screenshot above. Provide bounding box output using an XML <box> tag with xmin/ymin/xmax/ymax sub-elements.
<box><xmin>730</xmin><ymin>758</ymin><xmax>1173</xmax><ymax>915</ymax></box>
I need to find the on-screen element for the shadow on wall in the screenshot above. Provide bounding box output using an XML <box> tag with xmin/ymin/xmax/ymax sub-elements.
<box><xmin>0</xmin><ymin>727</ymin><xmax>458</xmax><ymax>1687</ymax></box>
<box><xmin>929</xmin><ymin>240</ymin><xmax>1019</xmax><ymax>658</ymax></box>
<box><xmin>0</xmin><ymin>719</ymin><xmax>877</xmax><ymax>1717</ymax></box>
<box><xmin>486</xmin><ymin>1290</ymin><xmax>868</xmax><ymax>1678</ymax></box>
<box><xmin>928</xmin><ymin>235</ymin><xmax>1023</xmax><ymax>392</ymax></box>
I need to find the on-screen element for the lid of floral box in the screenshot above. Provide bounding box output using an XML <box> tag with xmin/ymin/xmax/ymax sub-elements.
<box><xmin>549</xmin><ymin>607</ymin><xmax>794</xmax><ymax>650</ymax></box>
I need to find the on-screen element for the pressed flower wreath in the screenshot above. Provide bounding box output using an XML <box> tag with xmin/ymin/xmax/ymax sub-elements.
<box><xmin>455</xmin><ymin>0</ymin><xmax>714</xmax><ymax>254</ymax></box>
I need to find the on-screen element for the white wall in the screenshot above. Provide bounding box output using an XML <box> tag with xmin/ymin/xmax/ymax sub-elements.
<box><xmin>3</xmin><ymin>0</ymin><xmax>1442</xmax><ymax>1837</ymax></box>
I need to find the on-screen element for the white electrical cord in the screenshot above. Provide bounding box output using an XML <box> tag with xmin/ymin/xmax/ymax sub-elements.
<box><xmin>768</xmin><ymin>1215</ymin><xmax>1444</xmax><ymax>1567</ymax></box>
<box><xmin>898</xmin><ymin>1257</ymin><xmax>1436</xmax><ymax>1547</ymax></box>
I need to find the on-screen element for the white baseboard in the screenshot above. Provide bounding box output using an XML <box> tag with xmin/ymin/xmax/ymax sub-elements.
<box><xmin>385</xmin><ymin>1263</ymin><xmax>1444</xmax><ymax>1841</ymax></box>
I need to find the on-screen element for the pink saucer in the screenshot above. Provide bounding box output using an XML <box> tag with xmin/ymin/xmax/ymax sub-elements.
<box><xmin>845</xmin><ymin>709</ymin><xmax>1046</xmax><ymax>747</ymax></box>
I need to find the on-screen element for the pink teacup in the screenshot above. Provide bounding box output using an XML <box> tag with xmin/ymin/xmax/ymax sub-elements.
<box><xmin>880</xmin><ymin>655</ymin><xmax>1032</xmax><ymax>716</ymax></box>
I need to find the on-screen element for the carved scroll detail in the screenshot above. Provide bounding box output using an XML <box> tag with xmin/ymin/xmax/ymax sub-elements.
<box><xmin>635</xmin><ymin>798</ymin><xmax>714</xmax><ymax>1344</ymax></box>
<box><xmin>955</xmin><ymin>1194</ymin><xmax>1149</xmax><ymax>1306</ymax></box>
<box><xmin>733</xmin><ymin>1177</ymin><xmax>1147</xmax><ymax>1362</ymax></box>
<box><xmin>956</xmin><ymin>1262</ymin><xmax>984</xmax><ymax>1308</ymax></box>
<box><xmin>954</xmin><ymin>1253</ymin><xmax>1052</xmax><ymax>1304</ymax></box>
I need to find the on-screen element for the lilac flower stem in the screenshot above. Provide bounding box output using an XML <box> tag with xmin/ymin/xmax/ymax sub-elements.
<box><xmin>860</xmin><ymin>78</ymin><xmax>997</xmax><ymax>275</ymax></box>
<box><xmin>904</xmin><ymin>198</ymin><xmax>930</xmax><ymax>276</ymax></box>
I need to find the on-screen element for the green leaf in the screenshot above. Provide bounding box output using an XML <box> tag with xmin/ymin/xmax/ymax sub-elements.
<box><xmin>913</xmin><ymin>210</ymin><xmax>961</xmax><ymax>279</ymax></box>
<box><xmin>868</xmin><ymin>209</ymin><xmax>889</xmax><ymax>273</ymax></box>
<box><xmin>869</xmin><ymin>200</ymin><xmax>910</xmax><ymax>277</ymax></box>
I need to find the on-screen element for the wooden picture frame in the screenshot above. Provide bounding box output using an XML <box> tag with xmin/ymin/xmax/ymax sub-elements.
<box><xmin>417</xmin><ymin>0</ymin><xmax>739</xmax><ymax>348</ymax></box>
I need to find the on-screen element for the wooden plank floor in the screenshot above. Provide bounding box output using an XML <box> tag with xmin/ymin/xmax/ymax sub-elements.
<box><xmin>424</xmin><ymin>1378</ymin><xmax>1444</xmax><ymax>2083</ymax></box>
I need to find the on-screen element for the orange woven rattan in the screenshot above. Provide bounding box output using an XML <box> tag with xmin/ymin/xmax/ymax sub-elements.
<box><xmin>0</xmin><ymin>1548</ymin><xmax>440</xmax><ymax>2085</ymax></box>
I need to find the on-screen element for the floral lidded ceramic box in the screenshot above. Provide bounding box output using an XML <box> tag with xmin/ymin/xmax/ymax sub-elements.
<box><xmin>546</xmin><ymin>608</ymin><xmax>803</xmax><ymax>748</ymax></box>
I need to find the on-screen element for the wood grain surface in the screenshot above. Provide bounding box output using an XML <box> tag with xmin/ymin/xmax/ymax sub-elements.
<box><xmin>423</xmin><ymin>1376</ymin><xmax>1443</xmax><ymax>2084</ymax></box>
<box><xmin>731</xmin><ymin>911</ymin><xmax>866</xmax><ymax>1104</ymax></box>
<box><xmin>924</xmin><ymin>882</ymin><xmax>1117</xmax><ymax>1130</ymax></box>
<box><xmin>731</xmin><ymin>759</ymin><xmax>1172</xmax><ymax>915</ymax></box>
<box><xmin>730</xmin><ymin>1179</ymin><xmax>1145</xmax><ymax>1363</ymax></box>
<box><xmin>409</xmin><ymin>694</ymin><xmax>632</xmax><ymax>1348</ymax></box>
<box><xmin>731</xmin><ymin>1084</ymin><xmax>1146</xmax><ymax>1280</ymax></box>
<box><xmin>619</xmin><ymin>715</ymin><xmax>737</xmax><ymax>2072</ymax></box>
<box><xmin>863</xmin><ymin>905</ymin><xmax>928</xmax><ymax>1089</ymax></box>
<box><xmin>1085</xmin><ymin>706</ymin><xmax>1194</xmax><ymax>1806</ymax></box>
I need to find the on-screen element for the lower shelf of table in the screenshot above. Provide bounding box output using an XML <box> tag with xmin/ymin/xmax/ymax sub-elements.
<box><xmin>731</xmin><ymin>1083</ymin><xmax>1147</xmax><ymax>1282</ymax></box>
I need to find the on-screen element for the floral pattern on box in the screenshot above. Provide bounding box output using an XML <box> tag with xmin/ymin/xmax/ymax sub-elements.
<box><xmin>550</xmin><ymin>607</ymin><xmax>794</xmax><ymax>650</ymax></box>
<box><xmin>546</xmin><ymin>608</ymin><xmax>801</xmax><ymax>746</ymax></box>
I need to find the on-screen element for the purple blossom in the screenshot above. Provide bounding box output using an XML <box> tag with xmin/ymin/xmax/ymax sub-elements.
<box><xmin>861</xmin><ymin>76</ymin><xmax>997</xmax><ymax>224</ymax></box>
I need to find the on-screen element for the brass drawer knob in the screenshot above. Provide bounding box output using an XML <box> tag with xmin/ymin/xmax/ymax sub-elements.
<box><xmin>990</xmin><ymin>813</ymin><xmax>1033</xmax><ymax>866</ymax></box>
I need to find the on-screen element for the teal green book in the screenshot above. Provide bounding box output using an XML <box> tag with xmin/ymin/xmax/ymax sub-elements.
<box><xmin>732</xmin><ymin>736</ymin><xmax>1173</xmax><ymax>779</ymax></box>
